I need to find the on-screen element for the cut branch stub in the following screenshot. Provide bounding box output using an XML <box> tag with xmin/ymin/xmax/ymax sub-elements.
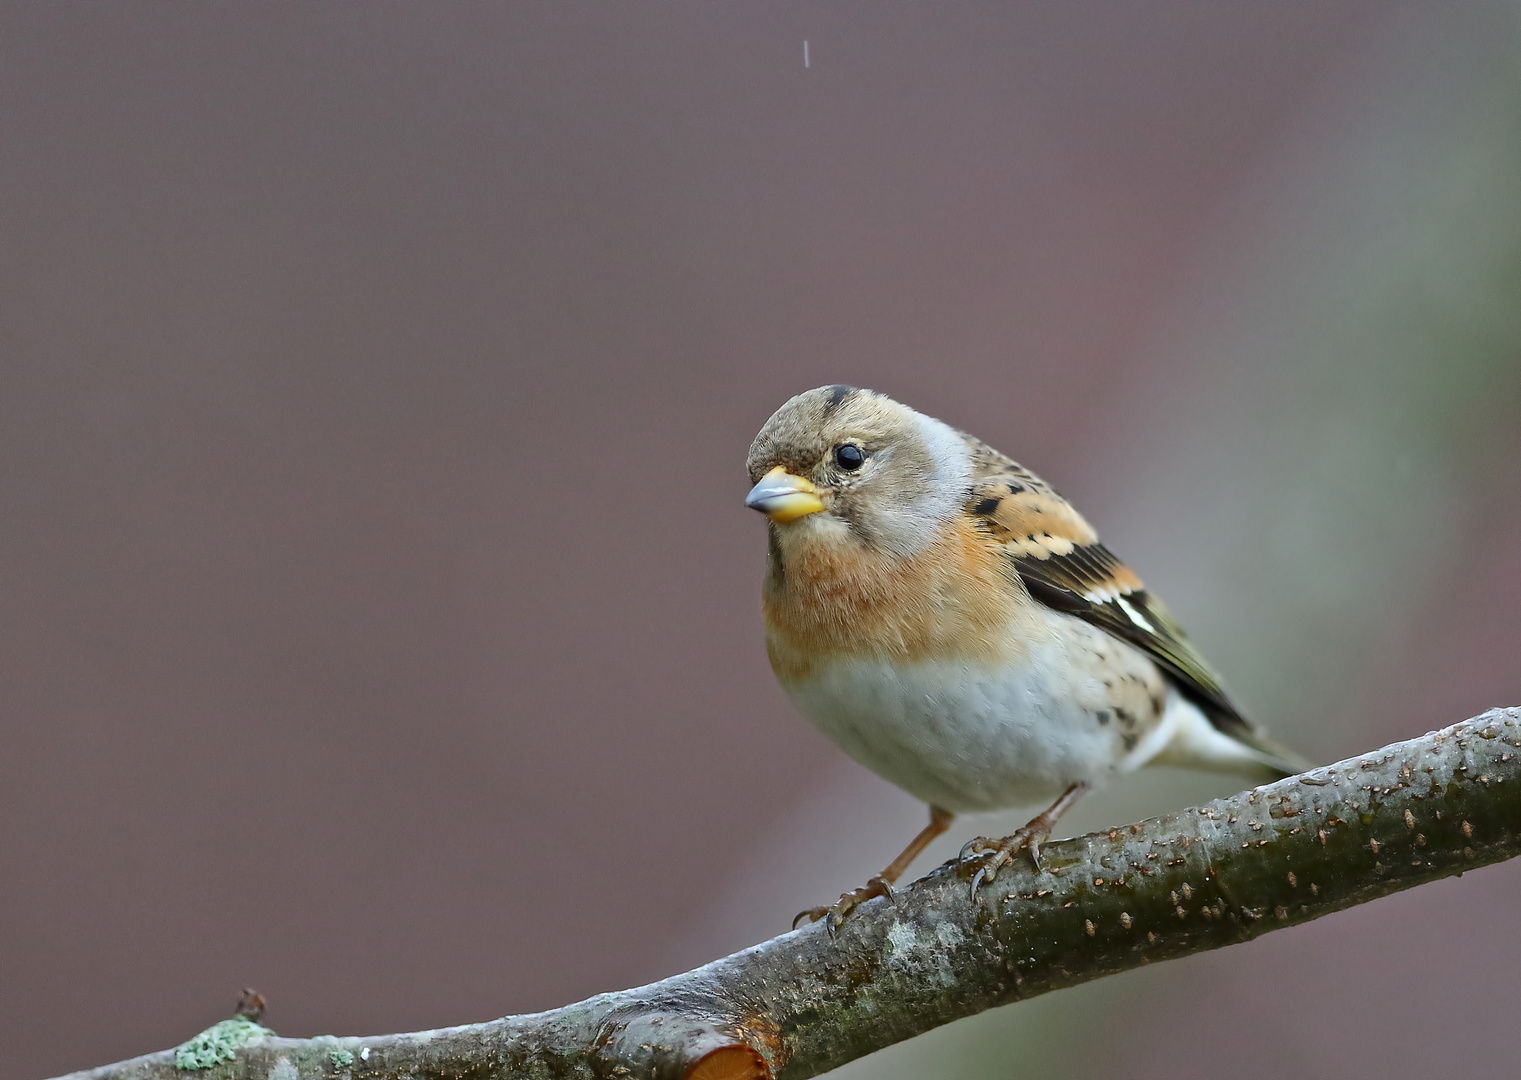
<box><xmin>685</xmin><ymin>1044</ymin><xmax>770</xmax><ymax>1080</ymax></box>
<box><xmin>594</xmin><ymin>1010</ymin><xmax>778</xmax><ymax>1080</ymax></box>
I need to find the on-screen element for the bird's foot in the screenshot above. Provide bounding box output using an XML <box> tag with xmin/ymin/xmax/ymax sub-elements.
<box><xmin>958</xmin><ymin>820</ymin><xmax>1052</xmax><ymax>903</ymax></box>
<box><xmin>792</xmin><ymin>875</ymin><xmax>898</xmax><ymax>935</ymax></box>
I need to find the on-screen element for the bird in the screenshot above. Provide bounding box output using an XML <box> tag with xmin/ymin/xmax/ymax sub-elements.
<box><xmin>744</xmin><ymin>385</ymin><xmax>1307</xmax><ymax>929</ymax></box>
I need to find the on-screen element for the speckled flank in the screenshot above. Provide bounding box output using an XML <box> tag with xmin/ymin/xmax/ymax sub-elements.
<box><xmin>779</xmin><ymin>607</ymin><xmax>1169</xmax><ymax>812</ymax></box>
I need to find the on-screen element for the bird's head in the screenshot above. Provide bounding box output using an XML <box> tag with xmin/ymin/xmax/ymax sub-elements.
<box><xmin>744</xmin><ymin>385</ymin><xmax>971</xmax><ymax>557</ymax></box>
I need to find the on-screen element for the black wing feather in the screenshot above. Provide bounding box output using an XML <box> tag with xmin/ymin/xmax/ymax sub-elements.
<box><xmin>1012</xmin><ymin>545</ymin><xmax>1301</xmax><ymax>770</ymax></box>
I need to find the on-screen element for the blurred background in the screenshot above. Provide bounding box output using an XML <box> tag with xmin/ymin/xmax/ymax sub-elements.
<box><xmin>5</xmin><ymin>3</ymin><xmax>1521</xmax><ymax>1077</ymax></box>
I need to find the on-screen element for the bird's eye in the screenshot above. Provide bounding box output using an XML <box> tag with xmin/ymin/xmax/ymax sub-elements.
<box><xmin>834</xmin><ymin>444</ymin><xmax>865</xmax><ymax>471</ymax></box>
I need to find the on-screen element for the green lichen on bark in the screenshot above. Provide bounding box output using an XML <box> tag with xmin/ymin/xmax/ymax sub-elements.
<box><xmin>52</xmin><ymin>708</ymin><xmax>1521</xmax><ymax>1080</ymax></box>
<box><xmin>172</xmin><ymin>1017</ymin><xmax>275</xmax><ymax>1070</ymax></box>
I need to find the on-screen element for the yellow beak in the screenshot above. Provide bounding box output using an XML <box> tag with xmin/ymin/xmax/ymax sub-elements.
<box><xmin>745</xmin><ymin>466</ymin><xmax>825</xmax><ymax>523</ymax></box>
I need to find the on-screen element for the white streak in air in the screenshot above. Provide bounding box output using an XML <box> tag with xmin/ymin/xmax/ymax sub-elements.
<box><xmin>1116</xmin><ymin>595</ymin><xmax>1156</xmax><ymax>633</ymax></box>
<box><xmin>804</xmin><ymin>40</ymin><xmax>810</xmax><ymax>68</ymax></box>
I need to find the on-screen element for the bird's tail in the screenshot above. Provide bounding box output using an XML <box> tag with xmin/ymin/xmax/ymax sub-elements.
<box><xmin>1226</xmin><ymin>726</ymin><xmax>1314</xmax><ymax>781</ymax></box>
<box><xmin>1140</xmin><ymin>692</ymin><xmax>1311</xmax><ymax>782</ymax></box>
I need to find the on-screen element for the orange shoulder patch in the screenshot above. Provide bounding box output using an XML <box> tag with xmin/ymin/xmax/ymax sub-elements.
<box><xmin>968</xmin><ymin>485</ymin><xmax>1098</xmax><ymax>558</ymax></box>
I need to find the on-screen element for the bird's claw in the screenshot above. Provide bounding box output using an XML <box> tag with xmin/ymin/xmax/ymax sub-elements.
<box><xmin>793</xmin><ymin>876</ymin><xmax>896</xmax><ymax>933</ymax></box>
<box><xmin>958</xmin><ymin>825</ymin><xmax>1049</xmax><ymax>904</ymax></box>
<box><xmin>792</xmin><ymin>906</ymin><xmax>829</xmax><ymax>931</ymax></box>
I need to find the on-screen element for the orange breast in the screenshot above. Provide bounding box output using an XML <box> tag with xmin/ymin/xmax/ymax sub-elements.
<box><xmin>762</xmin><ymin>515</ymin><xmax>1026</xmax><ymax>683</ymax></box>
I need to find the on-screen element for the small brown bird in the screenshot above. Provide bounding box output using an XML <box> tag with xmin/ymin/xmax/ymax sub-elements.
<box><xmin>745</xmin><ymin>385</ymin><xmax>1305</xmax><ymax>928</ymax></box>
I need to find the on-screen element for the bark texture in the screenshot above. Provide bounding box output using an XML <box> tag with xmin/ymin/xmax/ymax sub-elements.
<box><xmin>55</xmin><ymin>707</ymin><xmax>1521</xmax><ymax>1080</ymax></box>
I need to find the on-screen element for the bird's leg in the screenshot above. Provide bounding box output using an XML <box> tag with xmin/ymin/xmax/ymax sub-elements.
<box><xmin>959</xmin><ymin>782</ymin><xmax>1089</xmax><ymax>901</ymax></box>
<box><xmin>794</xmin><ymin>805</ymin><xmax>954</xmax><ymax>933</ymax></box>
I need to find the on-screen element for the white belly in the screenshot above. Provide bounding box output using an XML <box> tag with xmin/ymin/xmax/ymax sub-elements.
<box><xmin>782</xmin><ymin>630</ymin><xmax>1161</xmax><ymax>813</ymax></box>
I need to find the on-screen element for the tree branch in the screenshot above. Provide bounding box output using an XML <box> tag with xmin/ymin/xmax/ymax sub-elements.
<box><xmin>55</xmin><ymin>707</ymin><xmax>1521</xmax><ymax>1080</ymax></box>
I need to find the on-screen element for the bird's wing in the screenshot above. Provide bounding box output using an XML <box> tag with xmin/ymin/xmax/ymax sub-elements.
<box><xmin>962</xmin><ymin>440</ymin><xmax>1302</xmax><ymax>772</ymax></box>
